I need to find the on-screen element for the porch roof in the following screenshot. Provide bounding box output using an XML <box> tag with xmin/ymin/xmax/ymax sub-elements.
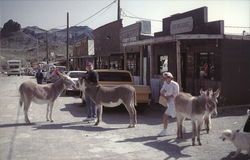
<box><xmin>122</xmin><ymin>34</ymin><xmax>250</xmax><ymax>47</ymax></box>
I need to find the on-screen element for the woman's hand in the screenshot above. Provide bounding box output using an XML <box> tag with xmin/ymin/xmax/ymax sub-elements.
<box><xmin>165</xmin><ymin>95</ymin><xmax>174</xmax><ymax>100</ymax></box>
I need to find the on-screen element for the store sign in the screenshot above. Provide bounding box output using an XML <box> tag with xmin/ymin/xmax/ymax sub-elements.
<box><xmin>170</xmin><ymin>17</ymin><xmax>193</xmax><ymax>35</ymax></box>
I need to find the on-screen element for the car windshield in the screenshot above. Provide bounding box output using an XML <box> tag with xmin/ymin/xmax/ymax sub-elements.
<box><xmin>69</xmin><ymin>72</ymin><xmax>85</xmax><ymax>78</ymax></box>
<box><xmin>98</xmin><ymin>72</ymin><xmax>132</xmax><ymax>82</ymax></box>
<box><xmin>56</xmin><ymin>66</ymin><xmax>66</xmax><ymax>72</ymax></box>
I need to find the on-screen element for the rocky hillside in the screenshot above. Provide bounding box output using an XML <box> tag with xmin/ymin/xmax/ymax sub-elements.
<box><xmin>0</xmin><ymin>25</ymin><xmax>93</xmax><ymax>65</ymax></box>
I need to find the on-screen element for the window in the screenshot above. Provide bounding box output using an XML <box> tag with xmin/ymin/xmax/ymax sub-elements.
<box><xmin>98</xmin><ymin>72</ymin><xmax>132</xmax><ymax>82</ymax></box>
<box><xmin>127</xmin><ymin>53</ymin><xmax>139</xmax><ymax>76</ymax></box>
<box><xmin>159</xmin><ymin>55</ymin><xmax>168</xmax><ymax>74</ymax></box>
<box><xmin>197</xmin><ymin>52</ymin><xmax>215</xmax><ymax>80</ymax></box>
<box><xmin>96</xmin><ymin>57</ymin><xmax>109</xmax><ymax>69</ymax></box>
<box><xmin>110</xmin><ymin>55</ymin><xmax>124</xmax><ymax>70</ymax></box>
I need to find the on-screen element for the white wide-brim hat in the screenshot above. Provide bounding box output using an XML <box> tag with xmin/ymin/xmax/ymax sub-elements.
<box><xmin>163</xmin><ymin>72</ymin><xmax>174</xmax><ymax>79</ymax></box>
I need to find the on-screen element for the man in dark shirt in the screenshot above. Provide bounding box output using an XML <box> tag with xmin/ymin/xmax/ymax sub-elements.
<box><xmin>83</xmin><ymin>62</ymin><xmax>99</xmax><ymax>123</ymax></box>
<box><xmin>35</xmin><ymin>68</ymin><xmax>44</xmax><ymax>84</ymax></box>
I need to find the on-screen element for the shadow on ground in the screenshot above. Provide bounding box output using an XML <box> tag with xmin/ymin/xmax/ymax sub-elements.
<box><xmin>116</xmin><ymin>135</ymin><xmax>192</xmax><ymax>160</ymax></box>
<box><xmin>31</xmin><ymin>121</ymin><xmax>124</xmax><ymax>132</ymax></box>
<box><xmin>221</xmin><ymin>152</ymin><xmax>250</xmax><ymax>160</ymax></box>
<box><xmin>62</xmin><ymin>102</ymin><xmax>163</xmax><ymax>126</ymax></box>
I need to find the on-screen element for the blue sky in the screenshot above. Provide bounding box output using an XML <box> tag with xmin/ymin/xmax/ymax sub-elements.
<box><xmin>1</xmin><ymin>0</ymin><xmax>250</xmax><ymax>35</ymax></box>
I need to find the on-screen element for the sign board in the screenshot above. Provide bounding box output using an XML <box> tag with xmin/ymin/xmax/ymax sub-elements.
<box><xmin>88</xmin><ymin>40</ymin><xmax>95</xmax><ymax>55</ymax></box>
<box><xmin>140</xmin><ymin>21</ymin><xmax>151</xmax><ymax>35</ymax></box>
<box><xmin>120</xmin><ymin>23</ymin><xmax>141</xmax><ymax>43</ymax></box>
<box><xmin>162</xmin><ymin>7</ymin><xmax>208</xmax><ymax>35</ymax></box>
<box><xmin>170</xmin><ymin>17</ymin><xmax>193</xmax><ymax>35</ymax></box>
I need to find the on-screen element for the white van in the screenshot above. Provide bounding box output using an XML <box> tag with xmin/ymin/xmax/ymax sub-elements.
<box><xmin>7</xmin><ymin>60</ymin><xmax>21</xmax><ymax>76</ymax></box>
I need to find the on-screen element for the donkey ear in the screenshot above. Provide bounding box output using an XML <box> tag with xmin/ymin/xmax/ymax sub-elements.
<box><xmin>214</xmin><ymin>88</ymin><xmax>220</xmax><ymax>98</ymax></box>
<box><xmin>208</xmin><ymin>89</ymin><xmax>213</xmax><ymax>98</ymax></box>
<box><xmin>200</xmin><ymin>88</ymin><xmax>205</xmax><ymax>95</ymax></box>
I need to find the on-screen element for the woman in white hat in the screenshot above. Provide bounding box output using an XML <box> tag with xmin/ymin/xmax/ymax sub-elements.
<box><xmin>158</xmin><ymin>72</ymin><xmax>180</xmax><ymax>136</ymax></box>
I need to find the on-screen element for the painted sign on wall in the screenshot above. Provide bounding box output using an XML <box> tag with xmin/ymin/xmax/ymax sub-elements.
<box><xmin>170</xmin><ymin>17</ymin><xmax>193</xmax><ymax>35</ymax></box>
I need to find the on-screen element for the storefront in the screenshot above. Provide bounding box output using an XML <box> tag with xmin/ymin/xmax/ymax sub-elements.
<box><xmin>121</xmin><ymin>21</ymin><xmax>152</xmax><ymax>84</ymax></box>
<box><xmin>122</xmin><ymin>7</ymin><xmax>250</xmax><ymax>106</ymax></box>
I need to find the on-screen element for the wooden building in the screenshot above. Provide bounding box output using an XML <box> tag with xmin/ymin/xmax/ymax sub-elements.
<box><xmin>93</xmin><ymin>20</ymin><xmax>123</xmax><ymax>70</ymax></box>
<box><xmin>122</xmin><ymin>7</ymin><xmax>250</xmax><ymax>106</ymax></box>
<box><xmin>70</xmin><ymin>37</ymin><xmax>94</xmax><ymax>70</ymax></box>
<box><xmin>71</xmin><ymin>20</ymin><xmax>123</xmax><ymax>71</ymax></box>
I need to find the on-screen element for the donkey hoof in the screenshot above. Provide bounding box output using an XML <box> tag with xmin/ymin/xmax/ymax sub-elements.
<box><xmin>50</xmin><ymin>120</ymin><xmax>54</xmax><ymax>123</ymax></box>
<box><xmin>206</xmin><ymin>129</ymin><xmax>209</xmax><ymax>134</ymax></box>
<box><xmin>94</xmin><ymin>122</ymin><xmax>99</xmax><ymax>126</ymax></box>
<box><xmin>192</xmin><ymin>141</ymin><xmax>195</xmax><ymax>146</ymax></box>
<box><xmin>25</xmin><ymin>121</ymin><xmax>31</xmax><ymax>124</ymax></box>
<box><xmin>25</xmin><ymin>119</ymin><xmax>31</xmax><ymax>124</ymax></box>
<box><xmin>128</xmin><ymin>124</ymin><xmax>135</xmax><ymax>128</ymax></box>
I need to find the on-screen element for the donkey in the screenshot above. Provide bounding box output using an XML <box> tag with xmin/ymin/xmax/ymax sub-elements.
<box><xmin>78</xmin><ymin>77</ymin><xmax>137</xmax><ymax>128</ymax></box>
<box><xmin>19</xmin><ymin>72</ymin><xmax>75</xmax><ymax>123</ymax></box>
<box><xmin>175</xmin><ymin>89</ymin><xmax>220</xmax><ymax>146</ymax></box>
<box><xmin>202</xmin><ymin>89</ymin><xmax>219</xmax><ymax>134</ymax></box>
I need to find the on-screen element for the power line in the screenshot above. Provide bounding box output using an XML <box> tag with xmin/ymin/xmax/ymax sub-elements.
<box><xmin>82</xmin><ymin>2</ymin><xmax>114</xmax><ymax>27</ymax></box>
<box><xmin>73</xmin><ymin>0</ymin><xmax>117</xmax><ymax>26</ymax></box>
<box><xmin>123</xmin><ymin>15</ymin><xmax>162</xmax><ymax>22</ymax></box>
<box><xmin>121</xmin><ymin>9</ymin><xmax>162</xmax><ymax>22</ymax></box>
<box><xmin>41</xmin><ymin>0</ymin><xmax>116</xmax><ymax>32</ymax></box>
<box><xmin>225</xmin><ymin>26</ymin><xmax>250</xmax><ymax>29</ymax></box>
<box><xmin>122</xmin><ymin>9</ymin><xmax>249</xmax><ymax>28</ymax></box>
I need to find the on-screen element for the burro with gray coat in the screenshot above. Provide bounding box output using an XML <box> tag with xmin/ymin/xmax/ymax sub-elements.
<box><xmin>78</xmin><ymin>77</ymin><xmax>137</xmax><ymax>128</ymax></box>
<box><xmin>175</xmin><ymin>89</ymin><xmax>220</xmax><ymax>146</ymax></box>
<box><xmin>19</xmin><ymin>72</ymin><xmax>75</xmax><ymax>123</ymax></box>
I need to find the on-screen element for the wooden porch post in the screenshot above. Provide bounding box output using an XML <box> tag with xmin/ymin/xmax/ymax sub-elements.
<box><xmin>140</xmin><ymin>46</ymin><xmax>143</xmax><ymax>84</ymax></box>
<box><xmin>123</xmin><ymin>47</ymin><xmax>127</xmax><ymax>70</ymax></box>
<box><xmin>149</xmin><ymin>44</ymin><xmax>154</xmax><ymax>78</ymax></box>
<box><xmin>176</xmin><ymin>40</ymin><xmax>182</xmax><ymax>91</ymax></box>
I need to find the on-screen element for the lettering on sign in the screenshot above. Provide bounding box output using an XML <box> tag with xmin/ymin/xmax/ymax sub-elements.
<box><xmin>170</xmin><ymin>17</ymin><xmax>193</xmax><ymax>34</ymax></box>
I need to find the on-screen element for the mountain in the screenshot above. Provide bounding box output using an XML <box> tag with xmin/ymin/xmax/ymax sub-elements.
<box><xmin>23</xmin><ymin>26</ymin><xmax>93</xmax><ymax>44</ymax></box>
<box><xmin>0</xmin><ymin>25</ymin><xmax>93</xmax><ymax>64</ymax></box>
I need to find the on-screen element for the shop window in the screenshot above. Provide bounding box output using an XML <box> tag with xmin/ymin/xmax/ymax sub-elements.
<box><xmin>158</xmin><ymin>55</ymin><xmax>168</xmax><ymax>74</ymax></box>
<box><xmin>96</xmin><ymin>57</ymin><xmax>109</xmax><ymax>69</ymax></box>
<box><xmin>127</xmin><ymin>53</ymin><xmax>139</xmax><ymax>76</ymax></box>
<box><xmin>110</xmin><ymin>55</ymin><xmax>124</xmax><ymax>70</ymax></box>
<box><xmin>197</xmin><ymin>52</ymin><xmax>215</xmax><ymax>80</ymax></box>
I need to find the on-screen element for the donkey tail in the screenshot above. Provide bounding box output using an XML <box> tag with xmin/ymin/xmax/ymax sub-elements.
<box><xmin>19</xmin><ymin>98</ymin><xmax>23</xmax><ymax>107</ymax></box>
<box><xmin>134</xmin><ymin>89</ymin><xmax>137</xmax><ymax>107</ymax></box>
<box><xmin>19</xmin><ymin>85</ymin><xmax>24</xmax><ymax>107</ymax></box>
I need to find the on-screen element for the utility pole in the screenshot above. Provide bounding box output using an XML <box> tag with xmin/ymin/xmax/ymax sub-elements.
<box><xmin>117</xmin><ymin>0</ymin><xmax>120</xmax><ymax>20</ymax></box>
<box><xmin>66</xmin><ymin>12</ymin><xmax>69</xmax><ymax>71</ymax></box>
<box><xmin>36</xmin><ymin>39</ymin><xmax>39</xmax><ymax>61</ymax></box>
<box><xmin>46</xmin><ymin>31</ymin><xmax>49</xmax><ymax>64</ymax></box>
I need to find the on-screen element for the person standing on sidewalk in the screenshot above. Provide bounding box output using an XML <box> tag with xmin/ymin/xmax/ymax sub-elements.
<box><xmin>158</xmin><ymin>72</ymin><xmax>180</xmax><ymax>136</ymax></box>
<box><xmin>83</xmin><ymin>62</ymin><xmax>99</xmax><ymax>123</ymax></box>
<box><xmin>35</xmin><ymin>67</ymin><xmax>44</xmax><ymax>84</ymax></box>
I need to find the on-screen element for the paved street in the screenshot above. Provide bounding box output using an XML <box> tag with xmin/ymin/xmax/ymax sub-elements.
<box><xmin>0</xmin><ymin>75</ymin><xmax>249</xmax><ymax>160</ymax></box>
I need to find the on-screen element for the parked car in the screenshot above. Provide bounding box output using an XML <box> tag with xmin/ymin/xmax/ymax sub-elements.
<box><xmin>96</xmin><ymin>70</ymin><xmax>151</xmax><ymax>106</ymax></box>
<box><xmin>55</xmin><ymin>66</ymin><xmax>66</xmax><ymax>73</ymax></box>
<box><xmin>65</xmin><ymin>71</ymin><xmax>86</xmax><ymax>95</ymax></box>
